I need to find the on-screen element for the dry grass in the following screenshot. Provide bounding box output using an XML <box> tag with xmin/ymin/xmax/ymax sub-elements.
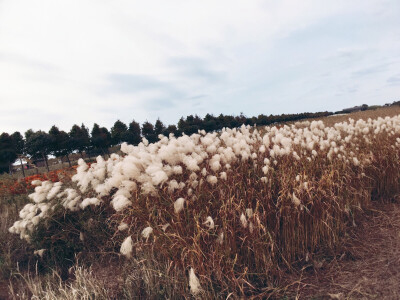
<box><xmin>0</xmin><ymin>175</ymin><xmax>31</xmax><ymax>300</ymax></box>
<box><xmin>3</xmin><ymin>106</ymin><xmax>400</xmax><ymax>298</ymax></box>
<box><xmin>318</xmin><ymin>106</ymin><xmax>400</xmax><ymax>127</ymax></box>
<box><xmin>9</xmin><ymin>265</ymin><xmax>111</xmax><ymax>300</ymax></box>
<box><xmin>281</xmin><ymin>199</ymin><xmax>400</xmax><ymax>299</ymax></box>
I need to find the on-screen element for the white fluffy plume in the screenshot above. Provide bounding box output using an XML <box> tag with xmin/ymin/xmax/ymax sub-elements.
<box><xmin>203</xmin><ymin>216</ymin><xmax>215</xmax><ymax>229</ymax></box>
<box><xmin>174</xmin><ymin>198</ymin><xmax>185</xmax><ymax>213</ymax></box>
<box><xmin>120</xmin><ymin>236</ymin><xmax>133</xmax><ymax>258</ymax></box>
<box><xmin>141</xmin><ymin>226</ymin><xmax>153</xmax><ymax>240</ymax></box>
<box><xmin>189</xmin><ymin>267</ymin><xmax>202</xmax><ymax>295</ymax></box>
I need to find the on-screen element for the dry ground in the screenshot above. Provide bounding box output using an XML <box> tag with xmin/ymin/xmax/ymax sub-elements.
<box><xmin>282</xmin><ymin>199</ymin><xmax>400</xmax><ymax>299</ymax></box>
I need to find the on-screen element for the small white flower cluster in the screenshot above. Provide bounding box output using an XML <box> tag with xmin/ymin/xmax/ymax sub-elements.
<box><xmin>9</xmin><ymin>179</ymin><xmax>102</xmax><ymax>241</ymax></box>
<box><xmin>8</xmin><ymin>181</ymin><xmax>60</xmax><ymax>240</ymax></box>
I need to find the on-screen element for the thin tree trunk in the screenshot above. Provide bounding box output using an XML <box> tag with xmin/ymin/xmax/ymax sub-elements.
<box><xmin>19</xmin><ymin>157</ymin><xmax>25</xmax><ymax>178</ymax></box>
<box><xmin>100</xmin><ymin>148</ymin><xmax>107</xmax><ymax>159</ymax></box>
<box><xmin>80</xmin><ymin>151</ymin><xmax>84</xmax><ymax>159</ymax></box>
<box><xmin>42</xmin><ymin>153</ymin><xmax>49</xmax><ymax>172</ymax></box>
<box><xmin>65</xmin><ymin>154</ymin><xmax>72</xmax><ymax>167</ymax></box>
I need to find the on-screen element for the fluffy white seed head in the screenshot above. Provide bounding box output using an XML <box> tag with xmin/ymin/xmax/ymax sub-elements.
<box><xmin>118</xmin><ymin>222</ymin><xmax>129</xmax><ymax>231</ymax></box>
<box><xmin>217</xmin><ymin>231</ymin><xmax>224</xmax><ymax>245</ymax></box>
<box><xmin>34</xmin><ymin>249</ymin><xmax>46</xmax><ymax>258</ymax></box>
<box><xmin>206</xmin><ymin>175</ymin><xmax>218</xmax><ymax>185</ymax></box>
<box><xmin>120</xmin><ymin>236</ymin><xmax>133</xmax><ymax>258</ymax></box>
<box><xmin>292</xmin><ymin>192</ymin><xmax>301</xmax><ymax>207</ymax></box>
<box><xmin>240</xmin><ymin>213</ymin><xmax>248</xmax><ymax>228</ymax></box>
<box><xmin>189</xmin><ymin>268</ymin><xmax>202</xmax><ymax>296</ymax></box>
<box><xmin>174</xmin><ymin>198</ymin><xmax>185</xmax><ymax>213</ymax></box>
<box><xmin>246</xmin><ymin>208</ymin><xmax>253</xmax><ymax>218</ymax></box>
<box><xmin>141</xmin><ymin>226</ymin><xmax>153</xmax><ymax>240</ymax></box>
<box><xmin>203</xmin><ymin>216</ymin><xmax>215</xmax><ymax>229</ymax></box>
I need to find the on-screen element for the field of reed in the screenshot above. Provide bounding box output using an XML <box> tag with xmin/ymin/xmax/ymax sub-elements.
<box><xmin>3</xmin><ymin>108</ymin><xmax>400</xmax><ymax>298</ymax></box>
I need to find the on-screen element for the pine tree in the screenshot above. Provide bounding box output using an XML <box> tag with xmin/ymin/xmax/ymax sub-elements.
<box><xmin>0</xmin><ymin>133</ymin><xmax>17</xmax><ymax>173</ymax></box>
<box><xmin>111</xmin><ymin>120</ymin><xmax>128</xmax><ymax>146</ymax></box>
<box><xmin>142</xmin><ymin>121</ymin><xmax>157</xmax><ymax>143</ymax></box>
<box><xmin>126</xmin><ymin>120</ymin><xmax>141</xmax><ymax>145</ymax></box>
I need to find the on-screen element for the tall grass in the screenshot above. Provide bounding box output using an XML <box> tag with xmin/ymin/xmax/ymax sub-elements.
<box><xmin>0</xmin><ymin>174</ymin><xmax>31</xmax><ymax>281</ymax></box>
<box><xmin>6</xmin><ymin>115</ymin><xmax>400</xmax><ymax>297</ymax></box>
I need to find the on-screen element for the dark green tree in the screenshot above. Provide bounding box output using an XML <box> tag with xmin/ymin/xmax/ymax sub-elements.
<box><xmin>178</xmin><ymin>115</ymin><xmax>204</xmax><ymax>135</ymax></box>
<box><xmin>110</xmin><ymin>120</ymin><xmax>128</xmax><ymax>146</ymax></box>
<box><xmin>49</xmin><ymin>126</ymin><xmax>72</xmax><ymax>167</ymax></box>
<box><xmin>124</xmin><ymin>119</ymin><xmax>141</xmax><ymax>146</ymax></box>
<box><xmin>203</xmin><ymin>114</ymin><xmax>217</xmax><ymax>132</ymax></box>
<box><xmin>91</xmin><ymin>124</ymin><xmax>111</xmax><ymax>156</ymax></box>
<box><xmin>0</xmin><ymin>133</ymin><xmax>17</xmax><ymax>173</ymax></box>
<box><xmin>69</xmin><ymin>124</ymin><xmax>90</xmax><ymax>158</ymax></box>
<box><xmin>141</xmin><ymin>121</ymin><xmax>157</xmax><ymax>143</ymax></box>
<box><xmin>25</xmin><ymin>130</ymin><xmax>51</xmax><ymax>172</ymax></box>
<box><xmin>164</xmin><ymin>124</ymin><xmax>178</xmax><ymax>137</ymax></box>
<box><xmin>177</xmin><ymin>117</ymin><xmax>186</xmax><ymax>134</ymax></box>
<box><xmin>11</xmin><ymin>131</ymin><xmax>26</xmax><ymax>176</ymax></box>
<box><xmin>154</xmin><ymin>118</ymin><xmax>166</xmax><ymax>136</ymax></box>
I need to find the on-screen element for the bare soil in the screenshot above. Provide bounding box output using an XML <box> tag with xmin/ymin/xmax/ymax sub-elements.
<box><xmin>282</xmin><ymin>200</ymin><xmax>400</xmax><ymax>299</ymax></box>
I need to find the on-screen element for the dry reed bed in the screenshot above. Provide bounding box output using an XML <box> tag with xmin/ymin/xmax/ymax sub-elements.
<box><xmin>8</xmin><ymin>114</ymin><xmax>400</xmax><ymax>297</ymax></box>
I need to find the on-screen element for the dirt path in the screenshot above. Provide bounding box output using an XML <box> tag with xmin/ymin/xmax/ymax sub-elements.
<box><xmin>284</xmin><ymin>201</ymin><xmax>400</xmax><ymax>299</ymax></box>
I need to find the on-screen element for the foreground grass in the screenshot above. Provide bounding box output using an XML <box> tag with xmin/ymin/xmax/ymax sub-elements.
<box><xmin>0</xmin><ymin>175</ymin><xmax>30</xmax><ymax>276</ymax></box>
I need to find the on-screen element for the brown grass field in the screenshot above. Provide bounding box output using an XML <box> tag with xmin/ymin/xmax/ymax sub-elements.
<box><xmin>1</xmin><ymin>105</ymin><xmax>400</xmax><ymax>299</ymax></box>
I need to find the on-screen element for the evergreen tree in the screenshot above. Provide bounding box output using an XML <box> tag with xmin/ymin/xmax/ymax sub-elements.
<box><xmin>11</xmin><ymin>131</ymin><xmax>26</xmax><ymax>176</ymax></box>
<box><xmin>49</xmin><ymin>126</ymin><xmax>72</xmax><ymax>167</ymax></box>
<box><xmin>11</xmin><ymin>132</ymin><xmax>24</xmax><ymax>155</ymax></box>
<box><xmin>0</xmin><ymin>133</ymin><xmax>17</xmax><ymax>173</ymax></box>
<box><xmin>91</xmin><ymin>124</ymin><xmax>111</xmax><ymax>156</ymax></box>
<box><xmin>141</xmin><ymin>121</ymin><xmax>157</xmax><ymax>143</ymax></box>
<box><xmin>125</xmin><ymin>119</ymin><xmax>141</xmax><ymax>145</ymax></box>
<box><xmin>111</xmin><ymin>120</ymin><xmax>128</xmax><ymax>146</ymax></box>
<box><xmin>164</xmin><ymin>124</ymin><xmax>178</xmax><ymax>137</ymax></box>
<box><xmin>154</xmin><ymin>118</ymin><xmax>166</xmax><ymax>136</ymax></box>
<box><xmin>203</xmin><ymin>114</ymin><xmax>217</xmax><ymax>132</ymax></box>
<box><xmin>177</xmin><ymin>117</ymin><xmax>186</xmax><ymax>132</ymax></box>
<box><xmin>25</xmin><ymin>130</ymin><xmax>51</xmax><ymax>172</ymax></box>
<box><xmin>69</xmin><ymin>124</ymin><xmax>90</xmax><ymax>158</ymax></box>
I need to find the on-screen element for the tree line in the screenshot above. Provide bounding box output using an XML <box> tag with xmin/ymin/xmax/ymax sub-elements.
<box><xmin>0</xmin><ymin>111</ymin><xmax>332</xmax><ymax>174</ymax></box>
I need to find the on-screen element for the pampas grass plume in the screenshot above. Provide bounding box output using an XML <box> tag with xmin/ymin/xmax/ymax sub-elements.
<box><xmin>174</xmin><ymin>198</ymin><xmax>185</xmax><ymax>213</ymax></box>
<box><xmin>189</xmin><ymin>268</ymin><xmax>202</xmax><ymax>296</ymax></box>
<box><xmin>292</xmin><ymin>192</ymin><xmax>301</xmax><ymax>207</ymax></box>
<box><xmin>203</xmin><ymin>216</ymin><xmax>215</xmax><ymax>229</ymax></box>
<box><xmin>141</xmin><ymin>227</ymin><xmax>153</xmax><ymax>240</ymax></box>
<box><xmin>240</xmin><ymin>213</ymin><xmax>248</xmax><ymax>228</ymax></box>
<box><xmin>120</xmin><ymin>236</ymin><xmax>133</xmax><ymax>258</ymax></box>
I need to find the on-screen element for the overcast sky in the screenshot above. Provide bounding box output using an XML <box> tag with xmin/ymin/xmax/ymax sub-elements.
<box><xmin>1</xmin><ymin>0</ymin><xmax>400</xmax><ymax>134</ymax></box>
